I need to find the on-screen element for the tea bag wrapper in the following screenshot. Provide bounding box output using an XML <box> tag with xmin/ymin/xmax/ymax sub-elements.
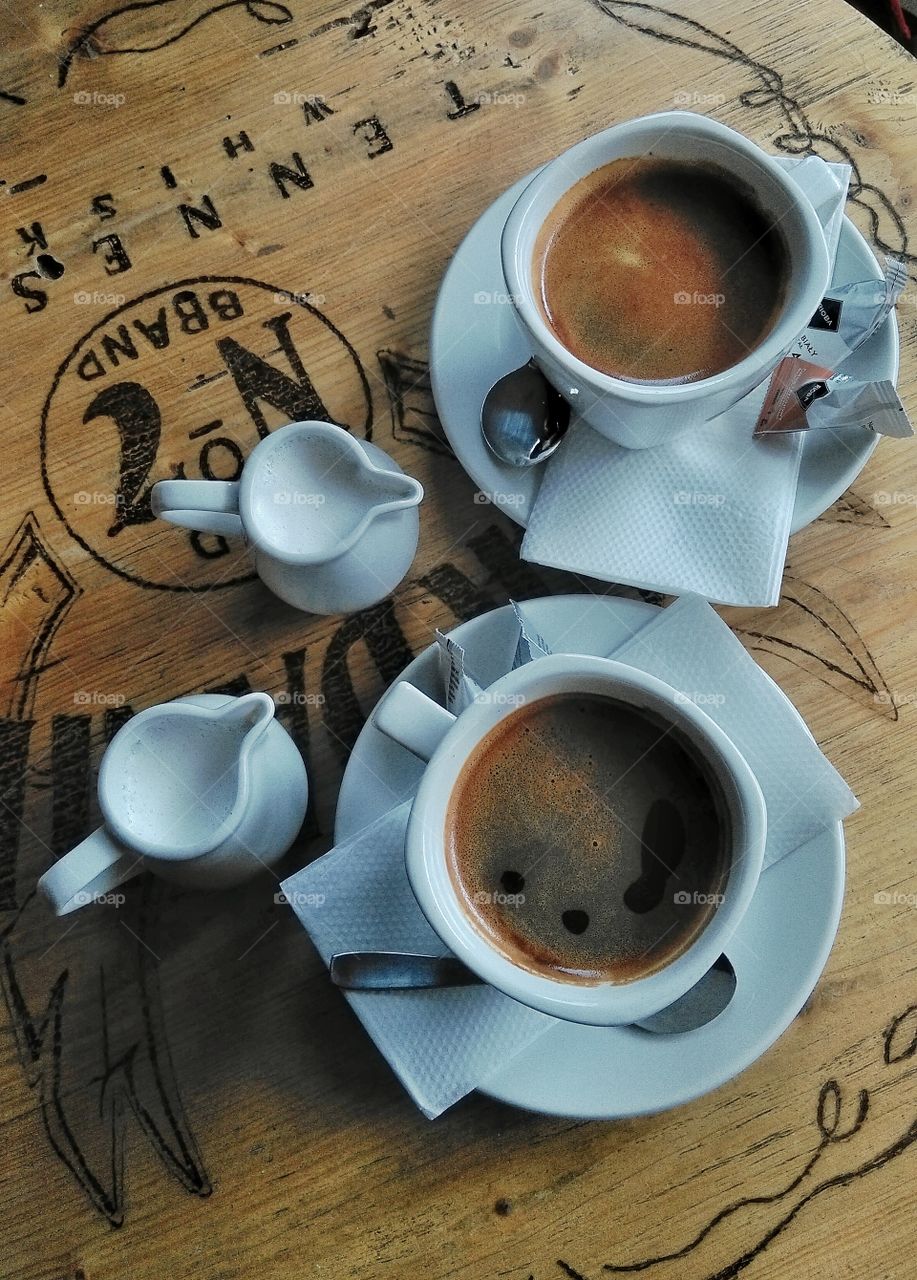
<box><xmin>802</xmin><ymin>377</ymin><xmax>911</xmax><ymax>437</ymax></box>
<box><xmin>755</xmin><ymin>255</ymin><xmax>912</xmax><ymax>439</ymax></box>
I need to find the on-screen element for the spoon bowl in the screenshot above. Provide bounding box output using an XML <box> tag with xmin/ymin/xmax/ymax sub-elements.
<box><xmin>481</xmin><ymin>359</ymin><xmax>571</xmax><ymax>467</ymax></box>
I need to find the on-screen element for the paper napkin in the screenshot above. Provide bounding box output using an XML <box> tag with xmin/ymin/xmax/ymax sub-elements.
<box><xmin>281</xmin><ymin>802</ymin><xmax>555</xmax><ymax>1118</ymax></box>
<box><xmin>282</xmin><ymin>598</ymin><xmax>857</xmax><ymax>1116</ymax></box>
<box><xmin>520</xmin><ymin>158</ymin><xmax>852</xmax><ymax>607</ymax></box>
<box><xmin>607</xmin><ymin>595</ymin><xmax>858</xmax><ymax>864</ymax></box>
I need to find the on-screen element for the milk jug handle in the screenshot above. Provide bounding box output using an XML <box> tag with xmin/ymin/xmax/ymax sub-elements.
<box><xmin>151</xmin><ymin>480</ymin><xmax>243</xmax><ymax>539</ymax></box>
<box><xmin>37</xmin><ymin>827</ymin><xmax>141</xmax><ymax>915</ymax></box>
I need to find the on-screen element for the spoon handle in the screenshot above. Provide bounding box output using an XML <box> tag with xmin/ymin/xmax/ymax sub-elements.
<box><xmin>329</xmin><ymin>951</ymin><xmax>482</xmax><ymax>990</ymax></box>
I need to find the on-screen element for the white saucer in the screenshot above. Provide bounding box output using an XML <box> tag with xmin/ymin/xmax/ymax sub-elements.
<box><xmin>335</xmin><ymin>596</ymin><xmax>845</xmax><ymax>1119</ymax></box>
<box><xmin>430</xmin><ymin>174</ymin><xmax>899</xmax><ymax>534</ymax></box>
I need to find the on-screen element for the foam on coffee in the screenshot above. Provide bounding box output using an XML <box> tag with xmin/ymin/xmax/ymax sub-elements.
<box><xmin>534</xmin><ymin>155</ymin><xmax>788</xmax><ymax>383</ymax></box>
<box><xmin>446</xmin><ymin>694</ymin><xmax>729</xmax><ymax>985</ymax></box>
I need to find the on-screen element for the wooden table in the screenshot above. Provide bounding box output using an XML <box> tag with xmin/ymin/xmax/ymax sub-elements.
<box><xmin>1</xmin><ymin>2</ymin><xmax>915</xmax><ymax>1277</ymax></box>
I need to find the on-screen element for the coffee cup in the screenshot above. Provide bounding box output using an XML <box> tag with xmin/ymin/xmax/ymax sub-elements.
<box><xmin>372</xmin><ymin>655</ymin><xmax>767</xmax><ymax>1025</ymax></box>
<box><xmin>501</xmin><ymin>111</ymin><xmax>831</xmax><ymax>449</ymax></box>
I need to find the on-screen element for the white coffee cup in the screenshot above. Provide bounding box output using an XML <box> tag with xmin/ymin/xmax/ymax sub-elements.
<box><xmin>501</xmin><ymin>111</ymin><xmax>831</xmax><ymax>448</ymax></box>
<box><xmin>373</xmin><ymin>655</ymin><xmax>767</xmax><ymax>1025</ymax></box>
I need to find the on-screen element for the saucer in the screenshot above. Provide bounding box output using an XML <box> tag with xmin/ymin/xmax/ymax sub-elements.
<box><xmin>334</xmin><ymin>596</ymin><xmax>845</xmax><ymax>1119</ymax></box>
<box><xmin>430</xmin><ymin>173</ymin><xmax>899</xmax><ymax>533</ymax></box>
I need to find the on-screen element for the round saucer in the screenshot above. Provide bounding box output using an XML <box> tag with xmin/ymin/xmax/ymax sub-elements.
<box><xmin>430</xmin><ymin>173</ymin><xmax>899</xmax><ymax>534</ymax></box>
<box><xmin>334</xmin><ymin>596</ymin><xmax>845</xmax><ymax>1119</ymax></box>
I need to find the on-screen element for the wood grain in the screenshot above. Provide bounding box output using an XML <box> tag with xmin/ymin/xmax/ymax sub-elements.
<box><xmin>0</xmin><ymin>2</ymin><xmax>915</xmax><ymax>1278</ymax></box>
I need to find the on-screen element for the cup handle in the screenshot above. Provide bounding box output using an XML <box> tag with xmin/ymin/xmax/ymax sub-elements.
<box><xmin>37</xmin><ymin>827</ymin><xmax>141</xmax><ymax>915</ymax></box>
<box><xmin>372</xmin><ymin>682</ymin><xmax>456</xmax><ymax>761</ymax></box>
<box><xmin>151</xmin><ymin>479</ymin><xmax>243</xmax><ymax>539</ymax></box>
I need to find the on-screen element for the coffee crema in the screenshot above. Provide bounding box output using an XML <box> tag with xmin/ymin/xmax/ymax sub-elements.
<box><xmin>446</xmin><ymin>693</ymin><xmax>729</xmax><ymax>985</ymax></box>
<box><xmin>534</xmin><ymin>155</ymin><xmax>788</xmax><ymax>383</ymax></box>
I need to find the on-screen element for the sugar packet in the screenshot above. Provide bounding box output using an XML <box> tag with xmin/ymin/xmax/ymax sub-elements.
<box><xmin>755</xmin><ymin>358</ymin><xmax>912</xmax><ymax>438</ymax></box>
<box><xmin>755</xmin><ymin>256</ymin><xmax>911</xmax><ymax>438</ymax></box>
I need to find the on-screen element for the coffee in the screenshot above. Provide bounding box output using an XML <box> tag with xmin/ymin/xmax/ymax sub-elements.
<box><xmin>446</xmin><ymin>693</ymin><xmax>729</xmax><ymax>984</ymax></box>
<box><xmin>534</xmin><ymin>156</ymin><xmax>788</xmax><ymax>383</ymax></box>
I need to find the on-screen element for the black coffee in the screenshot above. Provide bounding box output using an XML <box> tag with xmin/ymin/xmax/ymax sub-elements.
<box><xmin>535</xmin><ymin>155</ymin><xmax>788</xmax><ymax>383</ymax></box>
<box><xmin>446</xmin><ymin>694</ymin><xmax>729</xmax><ymax>984</ymax></box>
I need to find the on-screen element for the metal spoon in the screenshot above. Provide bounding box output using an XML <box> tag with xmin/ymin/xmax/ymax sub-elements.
<box><xmin>329</xmin><ymin>950</ymin><xmax>736</xmax><ymax>1034</ymax></box>
<box><xmin>330</xmin><ymin>951</ymin><xmax>482</xmax><ymax>990</ymax></box>
<box><xmin>633</xmin><ymin>954</ymin><xmax>736</xmax><ymax>1034</ymax></box>
<box><xmin>481</xmin><ymin>359</ymin><xmax>571</xmax><ymax>467</ymax></box>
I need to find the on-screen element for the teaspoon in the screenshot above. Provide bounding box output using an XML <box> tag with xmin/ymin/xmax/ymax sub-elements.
<box><xmin>481</xmin><ymin>359</ymin><xmax>571</xmax><ymax>467</ymax></box>
<box><xmin>329</xmin><ymin>951</ymin><xmax>736</xmax><ymax>1033</ymax></box>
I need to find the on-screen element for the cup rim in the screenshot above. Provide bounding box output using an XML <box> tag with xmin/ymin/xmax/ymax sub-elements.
<box><xmin>500</xmin><ymin>110</ymin><xmax>831</xmax><ymax>404</ymax></box>
<box><xmin>403</xmin><ymin>654</ymin><xmax>767</xmax><ymax>1025</ymax></box>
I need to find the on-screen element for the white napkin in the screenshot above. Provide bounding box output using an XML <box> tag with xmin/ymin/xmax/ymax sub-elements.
<box><xmin>520</xmin><ymin>158</ymin><xmax>852</xmax><ymax>608</ymax></box>
<box><xmin>281</xmin><ymin>802</ymin><xmax>555</xmax><ymax>1118</ymax></box>
<box><xmin>282</xmin><ymin>598</ymin><xmax>857</xmax><ymax>1116</ymax></box>
<box><xmin>607</xmin><ymin>595</ymin><xmax>858</xmax><ymax>864</ymax></box>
